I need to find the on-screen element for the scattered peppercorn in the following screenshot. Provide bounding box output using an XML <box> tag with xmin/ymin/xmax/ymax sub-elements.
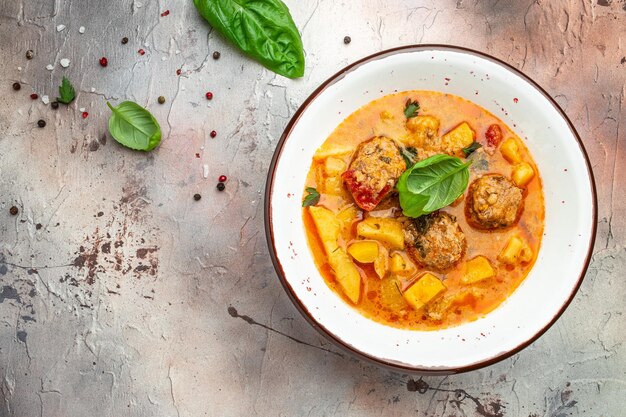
<box><xmin>30</xmin><ymin>93</ymin><xmax>38</xmax><ymax>100</ymax></box>
<box><xmin>176</xmin><ymin>69</ymin><xmax>182</xmax><ymax>75</ymax></box>
<box><xmin>51</xmin><ymin>101</ymin><xmax>59</xmax><ymax>109</ymax></box>
<box><xmin>12</xmin><ymin>82</ymin><xmax>21</xmax><ymax>91</ymax></box>
<box><xmin>37</xmin><ymin>119</ymin><xmax>46</xmax><ymax>128</ymax></box>
<box><xmin>210</xmin><ymin>130</ymin><xmax>217</xmax><ymax>138</ymax></box>
<box><xmin>158</xmin><ymin>96</ymin><xmax>166</xmax><ymax>104</ymax></box>
<box><xmin>343</xmin><ymin>36</ymin><xmax>351</xmax><ymax>44</ymax></box>
<box><xmin>9</xmin><ymin>206</ymin><xmax>18</xmax><ymax>215</ymax></box>
<box><xmin>26</xmin><ymin>50</ymin><xmax>34</xmax><ymax>59</ymax></box>
<box><xmin>193</xmin><ymin>193</ymin><xmax>201</xmax><ymax>201</ymax></box>
<box><xmin>121</xmin><ymin>37</ymin><xmax>129</xmax><ymax>44</ymax></box>
<box><xmin>99</xmin><ymin>57</ymin><xmax>108</xmax><ymax>67</ymax></box>
<box><xmin>138</xmin><ymin>49</ymin><xmax>145</xmax><ymax>55</ymax></box>
<box><xmin>82</xmin><ymin>112</ymin><xmax>89</xmax><ymax>119</ymax></box>
<box><xmin>160</xmin><ymin>9</ymin><xmax>170</xmax><ymax>17</ymax></box>
<box><xmin>205</xmin><ymin>91</ymin><xmax>213</xmax><ymax>100</ymax></box>
<box><xmin>218</xmin><ymin>175</ymin><xmax>227</xmax><ymax>183</ymax></box>
<box><xmin>213</xmin><ymin>51</ymin><xmax>221</xmax><ymax>60</ymax></box>
<box><xmin>217</xmin><ymin>182</ymin><xmax>225</xmax><ymax>191</ymax></box>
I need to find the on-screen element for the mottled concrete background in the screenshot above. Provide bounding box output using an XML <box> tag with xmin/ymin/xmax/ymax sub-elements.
<box><xmin>0</xmin><ymin>1</ymin><xmax>624</xmax><ymax>416</ymax></box>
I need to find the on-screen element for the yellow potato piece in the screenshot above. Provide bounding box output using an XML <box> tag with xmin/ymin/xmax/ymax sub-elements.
<box><xmin>462</xmin><ymin>256</ymin><xmax>496</xmax><ymax>284</ymax></box>
<box><xmin>324</xmin><ymin>157</ymin><xmax>347</xmax><ymax>176</ymax></box>
<box><xmin>308</xmin><ymin>206</ymin><xmax>341</xmax><ymax>255</ymax></box>
<box><xmin>347</xmin><ymin>240</ymin><xmax>379</xmax><ymax>263</ymax></box>
<box><xmin>390</xmin><ymin>253</ymin><xmax>416</xmax><ymax>276</ymax></box>
<box><xmin>380</xmin><ymin>277</ymin><xmax>407</xmax><ymax>310</ymax></box>
<box><xmin>314</xmin><ymin>142</ymin><xmax>354</xmax><ymax>160</ymax></box>
<box><xmin>374</xmin><ymin>244</ymin><xmax>389</xmax><ymax>279</ymax></box>
<box><xmin>337</xmin><ymin>205</ymin><xmax>359</xmax><ymax>225</ymax></box>
<box><xmin>500</xmin><ymin>137</ymin><xmax>522</xmax><ymax>164</ymax></box>
<box><xmin>356</xmin><ymin>217</ymin><xmax>405</xmax><ymax>250</ymax></box>
<box><xmin>402</xmin><ymin>273</ymin><xmax>446</xmax><ymax>311</ymax></box>
<box><xmin>512</xmin><ymin>162</ymin><xmax>535</xmax><ymax>187</ymax></box>
<box><xmin>498</xmin><ymin>235</ymin><xmax>533</xmax><ymax>265</ymax></box>
<box><xmin>328</xmin><ymin>250</ymin><xmax>361</xmax><ymax>304</ymax></box>
<box><xmin>324</xmin><ymin>176</ymin><xmax>345</xmax><ymax>196</ymax></box>
<box><xmin>441</xmin><ymin>122</ymin><xmax>475</xmax><ymax>152</ymax></box>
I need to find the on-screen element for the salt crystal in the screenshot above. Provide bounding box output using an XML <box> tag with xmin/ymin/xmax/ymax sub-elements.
<box><xmin>17</xmin><ymin>67</ymin><xmax>22</xmax><ymax>71</ymax></box>
<box><xmin>56</xmin><ymin>24</ymin><xmax>66</xmax><ymax>32</ymax></box>
<box><xmin>161</xmin><ymin>57</ymin><xmax>167</xmax><ymax>61</ymax></box>
<box><xmin>79</xmin><ymin>107</ymin><xmax>85</xmax><ymax>112</ymax></box>
<box><xmin>90</xmin><ymin>87</ymin><xmax>96</xmax><ymax>93</ymax></box>
<box><xmin>60</xmin><ymin>58</ymin><xmax>70</xmax><ymax>68</ymax></box>
<box><xmin>181</xmin><ymin>86</ymin><xmax>185</xmax><ymax>91</ymax></box>
<box><xmin>46</xmin><ymin>64</ymin><xmax>54</xmax><ymax>71</ymax></box>
<box><xmin>18</xmin><ymin>109</ymin><xmax>23</xmax><ymax>115</ymax></box>
<box><xmin>78</xmin><ymin>26</ymin><xmax>85</xmax><ymax>34</ymax></box>
<box><xmin>203</xmin><ymin>164</ymin><xmax>209</xmax><ymax>178</ymax></box>
<box><xmin>200</xmin><ymin>146</ymin><xmax>205</xmax><ymax>150</ymax></box>
<box><xmin>175</xmin><ymin>50</ymin><xmax>181</xmax><ymax>55</ymax></box>
<box><xmin>42</xmin><ymin>95</ymin><xmax>50</xmax><ymax>104</ymax></box>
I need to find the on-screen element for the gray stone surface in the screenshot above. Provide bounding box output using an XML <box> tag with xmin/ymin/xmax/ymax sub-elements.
<box><xmin>1</xmin><ymin>0</ymin><xmax>625</xmax><ymax>416</ymax></box>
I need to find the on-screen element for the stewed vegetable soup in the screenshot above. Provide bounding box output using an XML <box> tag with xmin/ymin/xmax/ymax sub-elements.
<box><xmin>302</xmin><ymin>91</ymin><xmax>544</xmax><ymax>330</ymax></box>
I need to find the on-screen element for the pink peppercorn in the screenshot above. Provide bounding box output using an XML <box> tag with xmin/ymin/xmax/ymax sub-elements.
<box><xmin>161</xmin><ymin>10</ymin><xmax>170</xmax><ymax>17</ymax></box>
<box><xmin>30</xmin><ymin>93</ymin><xmax>38</xmax><ymax>100</ymax></box>
<box><xmin>82</xmin><ymin>112</ymin><xmax>89</xmax><ymax>119</ymax></box>
<box><xmin>205</xmin><ymin>92</ymin><xmax>213</xmax><ymax>100</ymax></box>
<box><xmin>210</xmin><ymin>130</ymin><xmax>217</xmax><ymax>138</ymax></box>
<box><xmin>99</xmin><ymin>57</ymin><xmax>108</xmax><ymax>67</ymax></box>
<box><xmin>176</xmin><ymin>69</ymin><xmax>182</xmax><ymax>75</ymax></box>
<box><xmin>138</xmin><ymin>49</ymin><xmax>145</xmax><ymax>55</ymax></box>
<box><xmin>218</xmin><ymin>175</ymin><xmax>227</xmax><ymax>182</ymax></box>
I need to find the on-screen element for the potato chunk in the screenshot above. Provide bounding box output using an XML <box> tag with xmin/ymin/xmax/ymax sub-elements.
<box><xmin>498</xmin><ymin>235</ymin><xmax>533</xmax><ymax>265</ymax></box>
<box><xmin>500</xmin><ymin>138</ymin><xmax>522</xmax><ymax>164</ymax></box>
<box><xmin>374</xmin><ymin>244</ymin><xmax>389</xmax><ymax>279</ymax></box>
<box><xmin>405</xmin><ymin>115</ymin><xmax>440</xmax><ymax>148</ymax></box>
<box><xmin>328</xmin><ymin>250</ymin><xmax>361</xmax><ymax>304</ymax></box>
<box><xmin>325</xmin><ymin>157</ymin><xmax>347</xmax><ymax>176</ymax></box>
<box><xmin>314</xmin><ymin>142</ymin><xmax>354</xmax><ymax>160</ymax></box>
<box><xmin>402</xmin><ymin>273</ymin><xmax>446</xmax><ymax>311</ymax></box>
<box><xmin>512</xmin><ymin>162</ymin><xmax>535</xmax><ymax>187</ymax></box>
<box><xmin>461</xmin><ymin>256</ymin><xmax>496</xmax><ymax>284</ymax></box>
<box><xmin>308</xmin><ymin>206</ymin><xmax>341</xmax><ymax>254</ymax></box>
<box><xmin>356</xmin><ymin>217</ymin><xmax>405</xmax><ymax>250</ymax></box>
<box><xmin>441</xmin><ymin>122</ymin><xmax>475</xmax><ymax>153</ymax></box>
<box><xmin>390</xmin><ymin>253</ymin><xmax>416</xmax><ymax>276</ymax></box>
<box><xmin>348</xmin><ymin>240</ymin><xmax>379</xmax><ymax>263</ymax></box>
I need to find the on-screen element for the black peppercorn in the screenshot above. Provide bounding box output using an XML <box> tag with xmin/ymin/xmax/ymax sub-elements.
<box><xmin>217</xmin><ymin>182</ymin><xmax>225</xmax><ymax>191</ymax></box>
<box><xmin>343</xmin><ymin>36</ymin><xmax>351</xmax><ymax>44</ymax></box>
<box><xmin>51</xmin><ymin>102</ymin><xmax>59</xmax><ymax>109</ymax></box>
<box><xmin>193</xmin><ymin>193</ymin><xmax>201</xmax><ymax>201</ymax></box>
<box><xmin>37</xmin><ymin>119</ymin><xmax>46</xmax><ymax>128</ymax></box>
<box><xmin>9</xmin><ymin>206</ymin><xmax>18</xmax><ymax>215</ymax></box>
<box><xmin>12</xmin><ymin>82</ymin><xmax>21</xmax><ymax>91</ymax></box>
<box><xmin>158</xmin><ymin>96</ymin><xmax>165</xmax><ymax>104</ymax></box>
<box><xmin>26</xmin><ymin>50</ymin><xmax>34</xmax><ymax>59</ymax></box>
<box><xmin>213</xmin><ymin>51</ymin><xmax>221</xmax><ymax>60</ymax></box>
<box><xmin>121</xmin><ymin>37</ymin><xmax>129</xmax><ymax>44</ymax></box>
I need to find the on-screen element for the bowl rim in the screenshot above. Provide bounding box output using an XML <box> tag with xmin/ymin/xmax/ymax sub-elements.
<box><xmin>264</xmin><ymin>44</ymin><xmax>598</xmax><ymax>374</ymax></box>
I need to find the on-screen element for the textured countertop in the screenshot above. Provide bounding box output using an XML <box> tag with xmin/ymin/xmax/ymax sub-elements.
<box><xmin>1</xmin><ymin>1</ymin><xmax>625</xmax><ymax>416</ymax></box>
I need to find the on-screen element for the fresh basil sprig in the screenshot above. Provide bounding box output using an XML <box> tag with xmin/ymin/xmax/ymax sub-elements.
<box><xmin>193</xmin><ymin>0</ymin><xmax>305</xmax><ymax>79</ymax></box>
<box><xmin>404</xmin><ymin>99</ymin><xmax>420</xmax><ymax>118</ymax></box>
<box><xmin>106</xmin><ymin>101</ymin><xmax>162</xmax><ymax>152</ymax></box>
<box><xmin>462</xmin><ymin>141</ymin><xmax>482</xmax><ymax>157</ymax></box>
<box><xmin>57</xmin><ymin>77</ymin><xmax>75</xmax><ymax>104</ymax></box>
<box><xmin>396</xmin><ymin>155</ymin><xmax>471</xmax><ymax>218</ymax></box>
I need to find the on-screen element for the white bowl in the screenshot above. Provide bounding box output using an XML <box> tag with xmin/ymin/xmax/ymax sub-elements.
<box><xmin>265</xmin><ymin>45</ymin><xmax>597</xmax><ymax>373</ymax></box>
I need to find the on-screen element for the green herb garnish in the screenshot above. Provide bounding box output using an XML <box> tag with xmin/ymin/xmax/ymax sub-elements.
<box><xmin>396</xmin><ymin>155</ymin><xmax>471</xmax><ymax>218</ymax></box>
<box><xmin>302</xmin><ymin>187</ymin><xmax>320</xmax><ymax>207</ymax></box>
<box><xmin>404</xmin><ymin>99</ymin><xmax>420</xmax><ymax>118</ymax></box>
<box><xmin>462</xmin><ymin>141</ymin><xmax>482</xmax><ymax>157</ymax></box>
<box><xmin>192</xmin><ymin>0</ymin><xmax>305</xmax><ymax>79</ymax></box>
<box><xmin>400</xmin><ymin>146</ymin><xmax>418</xmax><ymax>167</ymax></box>
<box><xmin>57</xmin><ymin>77</ymin><xmax>75</xmax><ymax>104</ymax></box>
<box><xmin>106</xmin><ymin>101</ymin><xmax>162</xmax><ymax>151</ymax></box>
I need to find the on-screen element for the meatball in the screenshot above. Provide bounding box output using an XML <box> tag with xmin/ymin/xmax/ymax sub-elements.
<box><xmin>404</xmin><ymin>211</ymin><xmax>466</xmax><ymax>271</ymax></box>
<box><xmin>465</xmin><ymin>174</ymin><xmax>524</xmax><ymax>229</ymax></box>
<box><xmin>342</xmin><ymin>136</ymin><xmax>406</xmax><ymax>211</ymax></box>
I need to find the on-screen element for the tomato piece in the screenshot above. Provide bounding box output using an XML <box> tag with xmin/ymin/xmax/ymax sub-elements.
<box><xmin>485</xmin><ymin>124</ymin><xmax>503</xmax><ymax>147</ymax></box>
<box><xmin>342</xmin><ymin>170</ymin><xmax>391</xmax><ymax>211</ymax></box>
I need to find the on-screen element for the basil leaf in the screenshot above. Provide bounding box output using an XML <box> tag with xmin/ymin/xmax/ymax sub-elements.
<box><xmin>302</xmin><ymin>187</ymin><xmax>320</xmax><ymax>207</ymax></box>
<box><xmin>462</xmin><ymin>141</ymin><xmax>482</xmax><ymax>157</ymax></box>
<box><xmin>57</xmin><ymin>77</ymin><xmax>75</xmax><ymax>104</ymax></box>
<box><xmin>396</xmin><ymin>155</ymin><xmax>471</xmax><ymax>218</ymax></box>
<box><xmin>193</xmin><ymin>0</ymin><xmax>305</xmax><ymax>79</ymax></box>
<box><xmin>404</xmin><ymin>99</ymin><xmax>420</xmax><ymax>118</ymax></box>
<box><xmin>106</xmin><ymin>101</ymin><xmax>162</xmax><ymax>151</ymax></box>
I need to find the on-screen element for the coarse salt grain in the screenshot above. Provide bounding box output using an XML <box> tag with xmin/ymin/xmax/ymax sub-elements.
<box><xmin>56</xmin><ymin>24</ymin><xmax>66</xmax><ymax>32</ymax></box>
<box><xmin>203</xmin><ymin>165</ymin><xmax>209</xmax><ymax>178</ymax></box>
<box><xmin>60</xmin><ymin>58</ymin><xmax>70</xmax><ymax>68</ymax></box>
<box><xmin>90</xmin><ymin>87</ymin><xmax>96</xmax><ymax>92</ymax></box>
<box><xmin>46</xmin><ymin>64</ymin><xmax>54</xmax><ymax>71</ymax></box>
<box><xmin>79</xmin><ymin>26</ymin><xmax>85</xmax><ymax>34</ymax></box>
<box><xmin>175</xmin><ymin>50</ymin><xmax>181</xmax><ymax>55</ymax></box>
<box><xmin>161</xmin><ymin>57</ymin><xmax>167</xmax><ymax>61</ymax></box>
<box><xmin>42</xmin><ymin>95</ymin><xmax>50</xmax><ymax>104</ymax></box>
<box><xmin>17</xmin><ymin>67</ymin><xmax>22</xmax><ymax>71</ymax></box>
<box><xmin>79</xmin><ymin>107</ymin><xmax>85</xmax><ymax>112</ymax></box>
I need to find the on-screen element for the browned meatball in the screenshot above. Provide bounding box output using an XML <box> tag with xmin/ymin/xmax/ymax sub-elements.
<box><xmin>342</xmin><ymin>136</ymin><xmax>406</xmax><ymax>211</ymax></box>
<box><xmin>404</xmin><ymin>211</ymin><xmax>466</xmax><ymax>271</ymax></box>
<box><xmin>465</xmin><ymin>174</ymin><xmax>524</xmax><ymax>229</ymax></box>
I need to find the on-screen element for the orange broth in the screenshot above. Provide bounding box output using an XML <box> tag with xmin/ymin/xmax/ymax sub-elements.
<box><xmin>303</xmin><ymin>90</ymin><xmax>544</xmax><ymax>330</ymax></box>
